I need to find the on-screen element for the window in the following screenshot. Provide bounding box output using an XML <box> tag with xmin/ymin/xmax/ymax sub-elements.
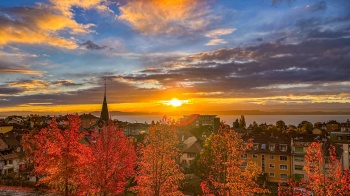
<box><xmin>269</xmin><ymin>173</ymin><xmax>275</xmax><ymax>177</ymax></box>
<box><xmin>269</xmin><ymin>144</ymin><xmax>275</xmax><ymax>151</ymax></box>
<box><xmin>280</xmin><ymin>156</ymin><xmax>288</xmax><ymax>161</ymax></box>
<box><xmin>241</xmin><ymin>162</ymin><xmax>247</xmax><ymax>167</ymax></box>
<box><xmin>295</xmin><ymin>165</ymin><xmax>303</xmax><ymax>170</ymax></box>
<box><xmin>261</xmin><ymin>144</ymin><xmax>266</xmax><ymax>150</ymax></box>
<box><xmin>181</xmin><ymin>160</ymin><xmax>187</xmax><ymax>164</ymax></box>
<box><xmin>253</xmin><ymin>144</ymin><xmax>259</xmax><ymax>150</ymax></box>
<box><xmin>270</xmin><ymin>155</ymin><xmax>274</xmax><ymax>160</ymax></box>
<box><xmin>280</xmin><ymin>174</ymin><xmax>288</xmax><ymax>179</ymax></box>
<box><xmin>338</xmin><ymin>136</ymin><xmax>342</xmax><ymax>141</ymax></box>
<box><xmin>187</xmin><ymin>153</ymin><xmax>196</xmax><ymax>158</ymax></box>
<box><xmin>294</xmin><ymin>156</ymin><xmax>304</xmax><ymax>162</ymax></box>
<box><xmin>347</xmin><ymin>136</ymin><xmax>350</xmax><ymax>141</ymax></box>
<box><xmin>189</xmin><ymin>160</ymin><xmax>193</xmax><ymax>165</ymax></box>
<box><xmin>241</xmin><ymin>154</ymin><xmax>248</xmax><ymax>159</ymax></box>
<box><xmin>280</xmin><ymin>145</ymin><xmax>287</xmax><ymax>151</ymax></box>
<box><xmin>253</xmin><ymin>154</ymin><xmax>258</xmax><ymax>158</ymax></box>
<box><xmin>269</xmin><ymin>164</ymin><xmax>275</xmax><ymax>168</ymax></box>
<box><xmin>8</xmin><ymin>160</ymin><xmax>13</xmax><ymax>164</ymax></box>
<box><xmin>280</xmin><ymin>165</ymin><xmax>287</xmax><ymax>170</ymax></box>
<box><xmin>295</xmin><ymin>147</ymin><xmax>304</xmax><ymax>153</ymax></box>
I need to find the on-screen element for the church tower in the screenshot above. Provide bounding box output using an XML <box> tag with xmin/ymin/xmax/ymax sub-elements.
<box><xmin>99</xmin><ymin>78</ymin><xmax>109</xmax><ymax>125</ymax></box>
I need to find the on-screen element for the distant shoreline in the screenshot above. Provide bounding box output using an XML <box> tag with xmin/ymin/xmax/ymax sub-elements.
<box><xmin>1</xmin><ymin>110</ymin><xmax>350</xmax><ymax>117</ymax></box>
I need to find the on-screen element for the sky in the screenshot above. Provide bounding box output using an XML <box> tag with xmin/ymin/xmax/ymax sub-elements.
<box><xmin>0</xmin><ymin>0</ymin><xmax>350</xmax><ymax>115</ymax></box>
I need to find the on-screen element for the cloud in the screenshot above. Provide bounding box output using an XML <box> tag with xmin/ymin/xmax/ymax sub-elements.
<box><xmin>51</xmin><ymin>80</ymin><xmax>83</xmax><ymax>87</ymax></box>
<box><xmin>204</xmin><ymin>28</ymin><xmax>236</xmax><ymax>46</ymax></box>
<box><xmin>118</xmin><ymin>0</ymin><xmax>212</xmax><ymax>35</ymax></box>
<box><xmin>0</xmin><ymin>86</ymin><xmax>24</xmax><ymax>95</ymax></box>
<box><xmin>205</xmin><ymin>39</ymin><xmax>228</xmax><ymax>46</ymax></box>
<box><xmin>80</xmin><ymin>40</ymin><xmax>107</xmax><ymax>50</ymax></box>
<box><xmin>49</xmin><ymin>0</ymin><xmax>109</xmax><ymax>18</ymax></box>
<box><xmin>305</xmin><ymin>1</ymin><xmax>327</xmax><ymax>12</ymax></box>
<box><xmin>205</xmin><ymin>28</ymin><xmax>236</xmax><ymax>38</ymax></box>
<box><xmin>0</xmin><ymin>60</ymin><xmax>43</xmax><ymax>76</ymax></box>
<box><xmin>0</xmin><ymin>0</ymin><xmax>108</xmax><ymax>49</ymax></box>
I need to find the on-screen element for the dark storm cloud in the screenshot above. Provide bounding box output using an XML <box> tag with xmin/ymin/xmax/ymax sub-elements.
<box><xmin>80</xmin><ymin>40</ymin><xmax>107</xmax><ymax>50</ymax></box>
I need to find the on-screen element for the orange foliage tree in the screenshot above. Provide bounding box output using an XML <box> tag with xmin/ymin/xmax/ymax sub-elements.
<box><xmin>79</xmin><ymin>122</ymin><xmax>136</xmax><ymax>195</ymax></box>
<box><xmin>278</xmin><ymin>141</ymin><xmax>350</xmax><ymax>196</ymax></box>
<box><xmin>23</xmin><ymin>115</ymin><xmax>85</xmax><ymax>195</ymax></box>
<box><xmin>132</xmin><ymin>117</ymin><xmax>184</xmax><ymax>196</ymax></box>
<box><xmin>303</xmin><ymin>141</ymin><xmax>348</xmax><ymax>196</ymax></box>
<box><xmin>198</xmin><ymin>123</ymin><xmax>268</xmax><ymax>195</ymax></box>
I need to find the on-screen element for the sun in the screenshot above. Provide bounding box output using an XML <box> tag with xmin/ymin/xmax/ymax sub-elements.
<box><xmin>169</xmin><ymin>98</ymin><xmax>182</xmax><ymax>107</ymax></box>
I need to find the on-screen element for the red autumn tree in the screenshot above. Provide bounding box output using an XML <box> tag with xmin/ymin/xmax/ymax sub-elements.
<box><xmin>21</xmin><ymin>129</ymin><xmax>42</xmax><ymax>187</ymax></box>
<box><xmin>23</xmin><ymin>115</ymin><xmax>85</xmax><ymax>196</ymax></box>
<box><xmin>303</xmin><ymin>141</ymin><xmax>346</xmax><ymax>196</ymax></box>
<box><xmin>198</xmin><ymin>123</ymin><xmax>269</xmax><ymax>195</ymax></box>
<box><xmin>132</xmin><ymin>117</ymin><xmax>184</xmax><ymax>196</ymax></box>
<box><xmin>79</xmin><ymin>121</ymin><xmax>136</xmax><ymax>195</ymax></box>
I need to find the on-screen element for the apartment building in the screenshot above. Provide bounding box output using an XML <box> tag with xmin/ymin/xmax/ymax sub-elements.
<box><xmin>242</xmin><ymin>133</ymin><xmax>291</xmax><ymax>183</ymax></box>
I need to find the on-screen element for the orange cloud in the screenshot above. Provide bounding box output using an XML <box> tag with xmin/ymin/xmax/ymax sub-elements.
<box><xmin>0</xmin><ymin>0</ymin><xmax>108</xmax><ymax>49</ymax></box>
<box><xmin>50</xmin><ymin>0</ymin><xmax>109</xmax><ymax>18</ymax></box>
<box><xmin>118</xmin><ymin>0</ymin><xmax>211</xmax><ymax>35</ymax></box>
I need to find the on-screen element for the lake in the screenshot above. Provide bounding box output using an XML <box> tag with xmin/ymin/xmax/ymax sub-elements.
<box><xmin>113</xmin><ymin>115</ymin><xmax>350</xmax><ymax>126</ymax></box>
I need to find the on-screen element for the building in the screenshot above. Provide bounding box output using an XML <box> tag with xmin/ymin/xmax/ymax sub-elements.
<box><xmin>177</xmin><ymin>132</ymin><xmax>202</xmax><ymax>168</ymax></box>
<box><xmin>330</xmin><ymin>132</ymin><xmax>350</xmax><ymax>169</ymax></box>
<box><xmin>326</xmin><ymin>120</ymin><xmax>340</xmax><ymax>132</ymax></box>
<box><xmin>99</xmin><ymin>79</ymin><xmax>109</xmax><ymax>126</ymax></box>
<box><xmin>177</xmin><ymin>114</ymin><xmax>220</xmax><ymax>132</ymax></box>
<box><xmin>242</xmin><ymin>133</ymin><xmax>291</xmax><ymax>183</ymax></box>
<box><xmin>0</xmin><ymin>125</ymin><xmax>13</xmax><ymax>134</ymax></box>
<box><xmin>79</xmin><ymin>113</ymin><xmax>99</xmax><ymax>130</ymax></box>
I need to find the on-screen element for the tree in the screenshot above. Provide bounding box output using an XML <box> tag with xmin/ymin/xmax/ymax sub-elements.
<box><xmin>278</xmin><ymin>141</ymin><xmax>350</xmax><ymax>196</ymax></box>
<box><xmin>132</xmin><ymin>117</ymin><xmax>184</xmax><ymax>196</ymax></box>
<box><xmin>233</xmin><ymin>119</ymin><xmax>239</xmax><ymax>128</ymax></box>
<box><xmin>23</xmin><ymin>115</ymin><xmax>85</xmax><ymax>195</ymax></box>
<box><xmin>239</xmin><ymin>115</ymin><xmax>246</xmax><ymax>128</ymax></box>
<box><xmin>21</xmin><ymin>129</ymin><xmax>41</xmax><ymax>188</ymax></box>
<box><xmin>298</xmin><ymin>121</ymin><xmax>313</xmax><ymax>134</ymax></box>
<box><xmin>198</xmin><ymin>123</ymin><xmax>268</xmax><ymax>195</ymax></box>
<box><xmin>276</xmin><ymin>120</ymin><xmax>286</xmax><ymax>131</ymax></box>
<box><xmin>303</xmin><ymin>141</ymin><xmax>345</xmax><ymax>195</ymax></box>
<box><xmin>79</xmin><ymin>121</ymin><xmax>136</xmax><ymax>195</ymax></box>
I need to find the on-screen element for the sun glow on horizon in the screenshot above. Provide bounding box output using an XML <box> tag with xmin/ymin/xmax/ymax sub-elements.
<box><xmin>161</xmin><ymin>98</ymin><xmax>188</xmax><ymax>107</ymax></box>
<box><xmin>170</xmin><ymin>98</ymin><xmax>182</xmax><ymax>107</ymax></box>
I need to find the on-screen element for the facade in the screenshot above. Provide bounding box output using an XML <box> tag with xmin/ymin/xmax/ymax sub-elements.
<box><xmin>177</xmin><ymin>114</ymin><xmax>220</xmax><ymax>132</ymax></box>
<box><xmin>79</xmin><ymin>113</ymin><xmax>99</xmax><ymax>130</ymax></box>
<box><xmin>330</xmin><ymin>132</ymin><xmax>350</xmax><ymax>169</ymax></box>
<box><xmin>177</xmin><ymin>131</ymin><xmax>202</xmax><ymax>168</ymax></box>
<box><xmin>242</xmin><ymin>134</ymin><xmax>291</xmax><ymax>183</ymax></box>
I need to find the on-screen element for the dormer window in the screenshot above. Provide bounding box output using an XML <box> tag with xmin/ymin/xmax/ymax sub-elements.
<box><xmin>280</xmin><ymin>144</ymin><xmax>287</xmax><ymax>152</ymax></box>
<box><xmin>261</xmin><ymin>144</ymin><xmax>266</xmax><ymax>150</ymax></box>
<box><xmin>253</xmin><ymin>144</ymin><xmax>259</xmax><ymax>150</ymax></box>
<box><xmin>269</xmin><ymin>144</ymin><xmax>275</xmax><ymax>151</ymax></box>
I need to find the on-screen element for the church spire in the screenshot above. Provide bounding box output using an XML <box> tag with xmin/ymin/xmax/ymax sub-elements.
<box><xmin>100</xmin><ymin>78</ymin><xmax>109</xmax><ymax>123</ymax></box>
